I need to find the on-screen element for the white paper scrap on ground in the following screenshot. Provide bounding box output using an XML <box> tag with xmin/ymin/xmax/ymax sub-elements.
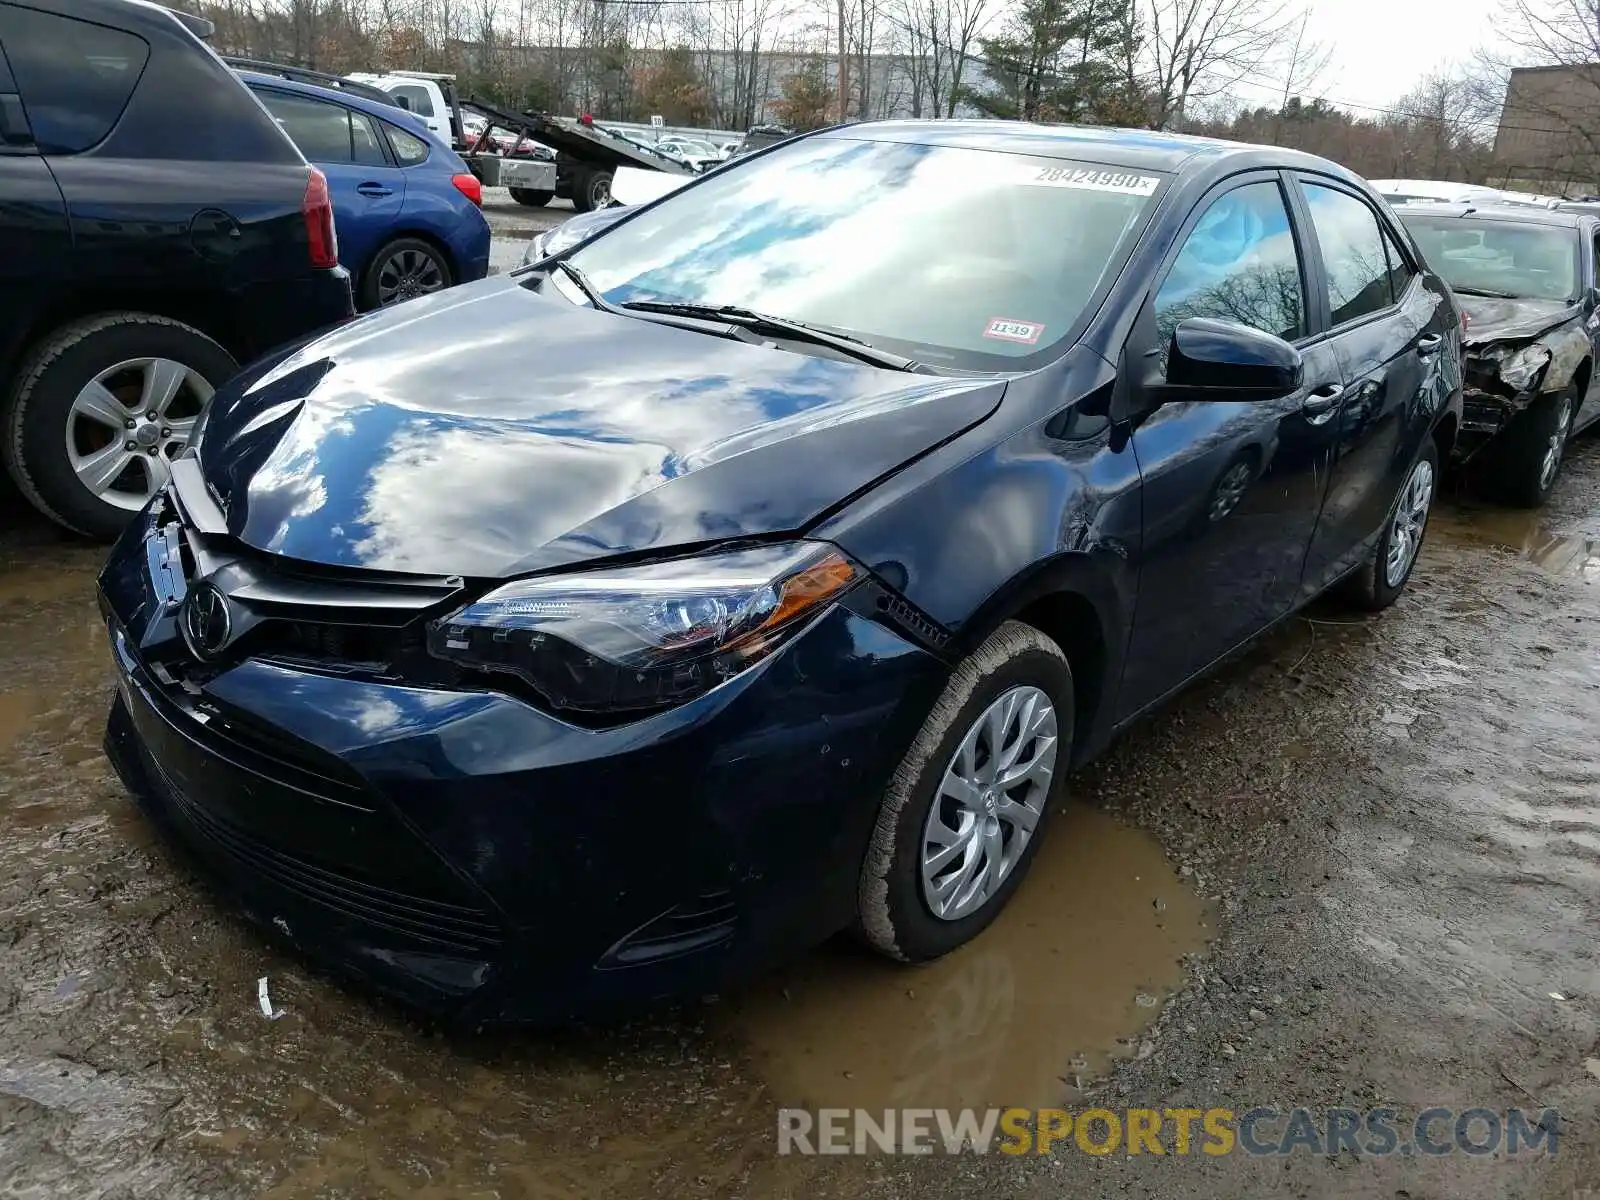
<box><xmin>257</xmin><ymin>976</ymin><xmax>285</xmax><ymax>1020</ymax></box>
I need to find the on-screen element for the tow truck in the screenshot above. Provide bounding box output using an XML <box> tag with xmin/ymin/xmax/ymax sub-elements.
<box><xmin>230</xmin><ymin>60</ymin><xmax>693</xmax><ymax>212</ymax></box>
<box><xmin>455</xmin><ymin>98</ymin><xmax>695</xmax><ymax>211</ymax></box>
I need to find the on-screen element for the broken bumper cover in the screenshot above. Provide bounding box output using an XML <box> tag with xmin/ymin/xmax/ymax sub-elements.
<box><xmin>97</xmin><ymin>506</ymin><xmax>944</xmax><ymax>1025</ymax></box>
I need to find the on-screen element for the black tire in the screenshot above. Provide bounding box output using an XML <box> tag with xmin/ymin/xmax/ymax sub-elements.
<box><xmin>1493</xmin><ymin>383</ymin><xmax>1577</xmax><ymax>508</ymax></box>
<box><xmin>572</xmin><ymin>167</ymin><xmax>613</xmax><ymax>213</ymax></box>
<box><xmin>2</xmin><ymin>314</ymin><xmax>236</xmax><ymax>540</ymax></box>
<box><xmin>857</xmin><ymin>621</ymin><xmax>1074</xmax><ymax>963</ymax></box>
<box><xmin>509</xmin><ymin>186</ymin><xmax>553</xmax><ymax>207</ymax></box>
<box><xmin>1342</xmin><ymin>438</ymin><xmax>1439</xmax><ymax>612</ymax></box>
<box><xmin>359</xmin><ymin>237</ymin><xmax>454</xmax><ymax>311</ymax></box>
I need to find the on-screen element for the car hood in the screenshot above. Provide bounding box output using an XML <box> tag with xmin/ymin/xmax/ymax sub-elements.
<box><xmin>1460</xmin><ymin>296</ymin><xmax>1580</xmax><ymax>346</ymax></box>
<box><xmin>198</xmin><ymin>276</ymin><xmax>1005</xmax><ymax>578</ymax></box>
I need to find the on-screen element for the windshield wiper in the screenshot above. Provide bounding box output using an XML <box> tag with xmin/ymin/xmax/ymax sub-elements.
<box><xmin>1451</xmin><ymin>285</ymin><xmax>1519</xmax><ymax>298</ymax></box>
<box><xmin>621</xmin><ymin>300</ymin><xmax>925</xmax><ymax>371</ymax></box>
<box><xmin>554</xmin><ymin>260</ymin><xmax>625</xmax><ymax>314</ymax></box>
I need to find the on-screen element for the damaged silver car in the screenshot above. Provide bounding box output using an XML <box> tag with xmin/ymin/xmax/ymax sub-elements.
<box><xmin>1399</xmin><ymin>203</ymin><xmax>1600</xmax><ymax>506</ymax></box>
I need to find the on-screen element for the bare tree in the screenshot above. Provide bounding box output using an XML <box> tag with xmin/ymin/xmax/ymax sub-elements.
<box><xmin>1143</xmin><ymin>0</ymin><xmax>1300</xmax><ymax>131</ymax></box>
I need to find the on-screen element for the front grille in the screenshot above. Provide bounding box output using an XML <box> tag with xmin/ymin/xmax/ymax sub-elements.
<box><xmin>145</xmin><ymin>748</ymin><xmax>504</xmax><ymax>954</ymax></box>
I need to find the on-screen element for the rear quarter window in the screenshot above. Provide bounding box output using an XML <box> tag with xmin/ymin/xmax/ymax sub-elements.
<box><xmin>0</xmin><ymin>7</ymin><xmax>148</xmax><ymax>154</ymax></box>
<box><xmin>387</xmin><ymin>123</ymin><xmax>430</xmax><ymax>165</ymax></box>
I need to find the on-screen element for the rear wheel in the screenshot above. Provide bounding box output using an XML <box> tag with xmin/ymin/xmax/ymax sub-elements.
<box><xmin>509</xmin><ymin>186</ymin><xmax>553</xmax><ymax>207</ymax></box>
<box><xmin>1342</xmin><ymin>439</ymin><xmax>1438</xmax><ymax>612</ymax></box>
<box><xmin>2</xmin><ymin>313</ymin><xmax>236</xmax><ymax>539</ymax></box>
<box><xmin>573</xmin><ymin>167</ymin><xmax>613</xmax><ymax>213</ymax></box>
<box><xmin>360</xmin><ymin>237</ymin><xmax>453</xmax><ymax>310</ymax></box>
<box><xmin>1494</xmin><ymin>384</ymin><xmax>1576</xmax><ymax>508</ymax></box>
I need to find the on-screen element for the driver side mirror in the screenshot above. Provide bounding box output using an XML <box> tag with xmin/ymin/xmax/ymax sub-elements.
<box><xmin>1166</xmin><ymin>317</ymin><xmax>1303</xmax><ymax>400</ymax></box>
<box><xmin>393</xmin><ymin>95</ymin><xmax>412</xmax><ymax>111</ymax></box>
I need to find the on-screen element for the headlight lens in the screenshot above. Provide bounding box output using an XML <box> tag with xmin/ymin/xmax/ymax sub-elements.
<box><xmin>1495</xmin><ymin>343</ymin><xmax>1552</xmax><ymax>392</ymax></box>
<box><xmin>429</xmin><ymin>542</ymin><xmax>861</xmax><ymax>715</ymax></box>
<box><xmin>520</xmin><ymin>230</ymin><xmax>553</xmax><ymax>267</ymax></box>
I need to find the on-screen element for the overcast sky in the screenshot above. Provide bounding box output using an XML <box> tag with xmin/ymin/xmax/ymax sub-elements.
<box><xmin>1226</xmin><ymin>0</ymin><xmax>1503</xmax><ymax>115</ymax></box>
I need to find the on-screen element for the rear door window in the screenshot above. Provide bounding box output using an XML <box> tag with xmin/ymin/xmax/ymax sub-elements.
<box><xmin>1381</xmin><ymin>224</ymin><xmax>1416</xmax><ymax>299</ymax></box>
<box><xmin>1302</xmin><ymin>183</ymin><xmax>1395</xmax><ymax>325</ymax></box>
<box><xmin>0</xmin><ymin>7</ymin><xmax>148</xmax><ymax>153</ymax></box>
<box><xmin>351</xmin><ymin>111</ymin><xmax>388</xmax><ymax>166</ymax></box>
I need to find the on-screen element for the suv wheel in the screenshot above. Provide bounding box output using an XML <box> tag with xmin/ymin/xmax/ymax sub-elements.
<box><xmin>361</xmin><ymin>238</ymin><xmax>453</xmax><ymax>310</ymax></box>
<box><xmin>857</xmin><ymin>621</ymin><xmax>1072</xmax><ymax>963</ymax></box>
<box><xmin>1495</xmin><ymin>384</ymin><xmax>1576</xmax><ymax>508</ymax></box>
<box><xmin>3</xmin><ymin>314</ymin><xmax>236</xmax><ymax>539</ymax></box>
<box><xmin>1343</xmin><ymin>439</ymin><xmax>1438</xmax><ymax>612</ymax></box>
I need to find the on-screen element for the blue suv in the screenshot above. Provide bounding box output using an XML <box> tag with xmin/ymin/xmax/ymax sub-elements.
<box><xmin>236</xmin><ymin>70</ymin><xmax>490</xmax><ymax>309</ymax></box>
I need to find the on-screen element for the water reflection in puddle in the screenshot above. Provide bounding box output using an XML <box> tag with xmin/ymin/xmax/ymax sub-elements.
<box><xmin>729</xmin><ymin>806</ymin><xmax>1208</xmax><ymax>1112</ymax></box>
<box><xmin>1435</xmin><ymin>508</ymin><xmax>1600</xmax><ymax>578</ymax></box>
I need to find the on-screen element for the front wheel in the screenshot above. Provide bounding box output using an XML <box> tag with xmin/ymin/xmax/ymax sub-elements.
<box><xmin>1342</xmin><ymin>439</ymin><xmax>1438</xmax><ymax>612</ymax></box>
<box><xmin>2</xmin><ymin>313</ymin><xmax>236</xmax><ymax>539</ymax></box>
<box><xmin>857</xmin><ymin>621</ymin><xmax>1072</xmax><ymax>963</ymax></box>
<box><xmin>360</xmin><ymin>237</ymin><xmax>453</xmax><ymax>310</ymax></box>
<box><xmin>1495</xmin><ymin>384</ymin><xmax>1576</xmax><ymax>508</ymax></box>
<box><xmin>509</xmin><ymin>186</ymin><xmax>552</xmax><ymax>207</ymax></box>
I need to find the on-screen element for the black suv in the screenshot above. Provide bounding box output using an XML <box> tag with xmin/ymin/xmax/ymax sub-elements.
<box><xmin>0</xmin><ymin>0</ymin><xmax>354</xmax><ymax>537</ymax></box>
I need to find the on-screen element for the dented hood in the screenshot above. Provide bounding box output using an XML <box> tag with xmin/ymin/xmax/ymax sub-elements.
<box><xmin>1460</xmin><ymin>295</ymin><xmax>1580</xmax><ymax>346</ymax></box>
<box><xmin>197</xmin><ymin>276</ymin><xmax>1004</xmax><ymax>578</ymax></box>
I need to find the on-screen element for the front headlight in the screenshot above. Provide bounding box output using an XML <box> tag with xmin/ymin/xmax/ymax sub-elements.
<box><xmin>1495</xmin><ymin>343</ymin><xmax>1552</xmax><ymax>392</ymax></box>
<box><xmin>429</xmin><ymin>542</ymin><xmax>861</xmax><ymax>715</ymax></box>
<box><xmin>520</xmin><ymin>230</ymin><xmax>553</xmax><ymax>267</ymax></box>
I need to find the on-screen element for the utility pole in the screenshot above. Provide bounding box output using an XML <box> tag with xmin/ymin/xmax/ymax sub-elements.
<box><xmin>837</xmin><ymin>0</ymin><xmax>850</xmax><ymax>122</ymax></box>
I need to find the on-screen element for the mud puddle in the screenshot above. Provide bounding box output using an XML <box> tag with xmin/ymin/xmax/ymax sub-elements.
<box><xmin>0</xmin><ymin>689</ymin><xmax>39</xmax><ymax>749</ymax></box>
<box><xmin>729</xmin><ymin>805</ymin><xmax>1209</xmax><ymax>1112</ymax></box>
<box><xmin>1432</xmin><ymin>505</ymin><xmax>1600</xmax><ymax>579</ymax></box>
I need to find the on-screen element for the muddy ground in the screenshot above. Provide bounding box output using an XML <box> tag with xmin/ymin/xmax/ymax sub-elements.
<box><xmin>6</xmin><ymin>422</ymin><xmax>1600</xmax><ymax>1198</ymax></box>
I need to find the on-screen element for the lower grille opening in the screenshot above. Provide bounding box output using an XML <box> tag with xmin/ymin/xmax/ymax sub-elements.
<box><xmin>145</xmin><ymin>749</ymin><xmax>504</xmax><ymax>955</ymax></box>
<box><xmin>599</xmin><ymin>891</ymin><xmax>737</xmax><ymax>969</ymax></box>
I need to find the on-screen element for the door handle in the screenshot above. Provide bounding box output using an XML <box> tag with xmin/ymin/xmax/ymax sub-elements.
<box><xmin>356</xmin><ymin>183</ymin><xmax>393</xmax><ymax>197</ymax></box>
<box><xmin>1417</xmin><ymin>333</ymin><xmax>1443</xmax><ymax>355</ymax></box>
<box><xmin>1302</xmin><ymin>383</ymin><xmax>1344</xmax><ymax>423</ymax></box>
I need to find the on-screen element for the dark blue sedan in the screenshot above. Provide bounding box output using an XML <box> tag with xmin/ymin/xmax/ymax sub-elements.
<box><xmin>238</xmin><ymin>70</ymin><xmax>490</xmax><ymax>309</ymax></box>
<box><xmin>98</xmin><ymin>122</ymin><xmax>1463</xmax><ymax>1023</ymax></box>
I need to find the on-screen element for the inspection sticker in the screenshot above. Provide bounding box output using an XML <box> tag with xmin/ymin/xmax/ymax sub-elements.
<box><xmin>1020</xmin><ymin>166</ymin><xmax>1161</xmax><ymax>195</ymax></box>
<box><xmin>984</xmin><ymin>317</ymin><xmax>1046</xmax><ymax>345</ymax></box>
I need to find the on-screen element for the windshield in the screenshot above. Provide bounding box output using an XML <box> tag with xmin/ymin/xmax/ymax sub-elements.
<box><xmin>565</xmin><ymin>135</ymin><xmax>1163</xmax><ymax>369</ymax></box>
<box><xmin>1401</xmin><ymin>215</ymin><xmax>1580</xmax><ymax>301</ymax></box>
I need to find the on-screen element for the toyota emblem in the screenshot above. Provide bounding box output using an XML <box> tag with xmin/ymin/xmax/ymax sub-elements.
<box><xmin>181</xmin><ymin>581</ymin><xmax>233</xmax><ymax>660</ymax></box>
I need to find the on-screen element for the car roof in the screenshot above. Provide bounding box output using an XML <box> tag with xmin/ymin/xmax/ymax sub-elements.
<box><xmin>236</xmin><ymin>69</ymin><xmax>439</xmax><ymax>141</ymax></box>
<box><xmin>1393</xmin><ymin>201</ymin><xmax>1588</xmax><ymax>228</ymax></box>
<box><xmin>822</xmin><ymin>119</ymin><xmax>1359</xmax><ymax>179</ymax></box>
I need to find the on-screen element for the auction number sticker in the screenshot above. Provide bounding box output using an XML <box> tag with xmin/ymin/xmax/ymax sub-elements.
<box><xmin>984</xmin><ymin>317</ymin><xmax>1046</xmax><ymax>345</ymax></box>
<box><xmin>1021</xmin><ymin>166</ymin><xmax>1160</xmax><ymax>195</ymax></box>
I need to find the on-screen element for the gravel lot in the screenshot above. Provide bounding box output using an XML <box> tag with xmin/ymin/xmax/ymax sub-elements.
<box><xmin>4</xmin><ymin>355</ymin><xmax>1600</xmax><ymax>1195</ymax></box>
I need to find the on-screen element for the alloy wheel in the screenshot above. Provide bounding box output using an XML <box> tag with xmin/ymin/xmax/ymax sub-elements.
<box><xmin>375</xmin><ymin>247</ymin><xmax>446</xmax><ymax>307</ymax></box>
<box><xmin>1209</xmin><ymin>460</ymin><xmax>1253</xmax><ymax>521</ymax></box>
<box><xmin>921</xmin><ymin>685</ymin><xmax>1058</xmax><ymax>922</ymax></box>
<box><xmin>1384</xmin><ymin>457</ymin><xmax>1435</xmax><ymax>588</ymax></box>
<box><xmin>65</xmin><ymin>357</ymin><xmax>210</xmax><ymax>511</ymax></box>
<box><xmin>1540</xmin><ymin>393</ymin><xmax>1574</xmax><ymax>492</ymax></box>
